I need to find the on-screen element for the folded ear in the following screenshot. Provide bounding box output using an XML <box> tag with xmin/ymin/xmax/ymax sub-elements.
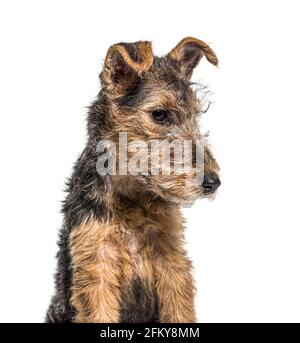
<box><xmin>101</xmin><ymin>41</ymin><xmax>154</xmax><ymax>95</ymax></box>
<box><xmin>168</xmin><ymin>37</ymin><xmax>218</xmax><ymax>79</ymax></box>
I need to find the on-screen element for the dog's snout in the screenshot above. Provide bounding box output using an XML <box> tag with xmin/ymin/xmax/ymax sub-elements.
<box><xmin>202</xmin><ymin>173</ymin><xmax>221</xmax><ymax>195</ymax></box>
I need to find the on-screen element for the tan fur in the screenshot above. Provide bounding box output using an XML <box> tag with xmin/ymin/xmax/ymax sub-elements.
<box><xmin>145</xmin><ymin>206</ymin><xmax>196</xmax><ymax>322</ymax></box>
<box><xmin>70</xmin><ymin>198</ymin><xmax>196</xmax><ymax>323</ymax></box>
<box><xmin>102</xmin><ymin>41</ymin><xmax>154</xmax><ymax>96</ymax></box>
<box><xmin>70</xmin><ymin>220</ymin><xmax>122</xmax><ymax>322</ymax></box>
<box><xmin>154</xmin><ymin>254</ymin><xmax>196</xmax><ymax>323</ymax></box>
<box><xmin>169</xmin><ymin>36</ymin><xmax>218</xmax><ymax>67</ymax></box>
<box><xmin>105</xmin><ymin>41</ymin><xmax>153</xmax><ymax>74</ymax></box>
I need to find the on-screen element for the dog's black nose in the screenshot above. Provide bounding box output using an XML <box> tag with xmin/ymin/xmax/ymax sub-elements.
<box><xmin>202</xmin><ymin>173</ymin><xmax>221</xmax><ymax>195</ymax></box>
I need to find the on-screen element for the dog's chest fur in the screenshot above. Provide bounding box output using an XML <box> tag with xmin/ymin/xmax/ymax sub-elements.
<box><xmin>69</xmin><ymin>206</ymin><xmax>183</xmax><ymax>323</ymax></box>
<box><xmin>119</xmin><ymin>224</ymin><xmax>160</xmax><ymax>322</ymax></box>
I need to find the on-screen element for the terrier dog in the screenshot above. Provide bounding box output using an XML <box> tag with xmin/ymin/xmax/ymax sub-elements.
<box><xmin>46</xmin><ymin>37</ymin><xmax>220</xmax><ymax>323</ymax></box>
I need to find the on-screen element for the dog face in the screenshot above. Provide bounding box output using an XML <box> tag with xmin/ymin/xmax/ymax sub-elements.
<box><xmin>99</xmin><ymin>38</ymin><xmax>220</xmax><ymax>205</ymax></box>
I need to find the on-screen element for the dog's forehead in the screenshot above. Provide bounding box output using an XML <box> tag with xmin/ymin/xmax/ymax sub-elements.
<box><xmin>149</xmin><ymin>56</ymin><xmax>186</xmax><ymax>87</ymax></box>
<box><xmin>148</xmin><ymin>56</ymin><xmax>197</xmax><ymax>97</ymax></box>
<box><xmin>144</xmin><ymin>59</ymin><xmax>200</xmax><ymax>113</ymax></box>
<box><xmin>117</xmin><ymin>56</ymin><xmax>200</xmax><ymax>114</ymax></box>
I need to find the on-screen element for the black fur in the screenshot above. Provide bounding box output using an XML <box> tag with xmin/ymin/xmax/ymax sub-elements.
<box><xmin>119</xmin><ymin>277</ymin><xmax>159</xmax><ymax>323</ymax></box>
<box><xmin>46</xmin><ymin>96</ymin><xmax>110</xmax><ymax>322</ymax></box>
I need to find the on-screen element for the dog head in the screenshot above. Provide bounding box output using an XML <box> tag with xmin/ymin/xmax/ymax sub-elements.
<box><xmin>96</xmin><ymin>37</ymin><xmax>220</xmax><ymax>205</ymax></box>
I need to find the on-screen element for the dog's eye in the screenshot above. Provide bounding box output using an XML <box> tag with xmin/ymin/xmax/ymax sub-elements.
<box><xmin>151</xmin><ymin>110</ymin><xmax>171</xmax><ymax>125</ymax></box>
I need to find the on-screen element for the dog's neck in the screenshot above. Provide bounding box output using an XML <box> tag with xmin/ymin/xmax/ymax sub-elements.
<box><xmin>105</xmin><ymin>187</ymin><xmax>183</xmax><ymax>234</ymax></box>
<box><xmin>92</xmin><ymin>175</ymin><xmax>180</xmax><ymax>230</ymax></box>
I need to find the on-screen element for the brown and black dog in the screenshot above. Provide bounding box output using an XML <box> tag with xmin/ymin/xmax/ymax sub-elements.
<box><xmin>46</xmin><ymin>37</ymin><xmax>220</xmax><ymax>323</ymax></box>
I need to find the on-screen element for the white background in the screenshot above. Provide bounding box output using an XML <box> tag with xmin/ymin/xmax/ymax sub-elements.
<box><xmin>0</xmin><ymin>0</ymin><xmax>299</xmax><ymax>323</ymax></box>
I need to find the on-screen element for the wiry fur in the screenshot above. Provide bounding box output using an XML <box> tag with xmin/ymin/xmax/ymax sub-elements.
<box><xmin>46</xmin><ymin>37</ymin><xmax>220</xmax><ymax>323</ymax></box>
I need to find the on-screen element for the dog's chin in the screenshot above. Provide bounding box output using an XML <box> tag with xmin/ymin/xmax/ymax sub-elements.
<box><xmin>202</xmin><ymin>190</ymin><xmax>219</xmax><ymax>201</ymax></box>
<box><xmin>159</xmin><ymin>191</ymin><xmax>199</xmax><ymax>208</ymax></box>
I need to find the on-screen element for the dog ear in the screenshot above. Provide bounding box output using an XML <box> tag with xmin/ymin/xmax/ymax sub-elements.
<box><xmin>102</xmin><ymin>41</ymin><xmax>154</xmax><ymax>95</ymax></box>
<box><xmin>168</xmin><ymin>37</ymin><xmax>218</xmax><ymax>79</ymax></box>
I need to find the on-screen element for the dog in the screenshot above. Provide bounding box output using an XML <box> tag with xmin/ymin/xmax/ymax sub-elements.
<box><xmin>46</xmin><ymin>37</ymin><xmax>220</xmax><ymax>323</ymax></box>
